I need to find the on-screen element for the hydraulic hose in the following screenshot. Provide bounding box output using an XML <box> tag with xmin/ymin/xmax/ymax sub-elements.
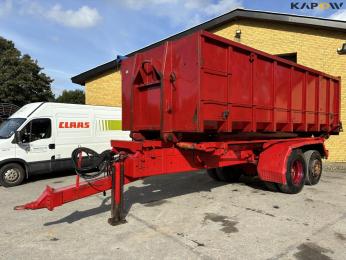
<box><xmin>71</xmin><ymin>147</ymin><xmax>116</xmax><ymax>180</ymax></box>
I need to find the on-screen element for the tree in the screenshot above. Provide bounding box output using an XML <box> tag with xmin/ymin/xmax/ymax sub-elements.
<box><xmin>56</xmin><ymin>89</ymin><xmax>85</xmax><ymax>104</ymax></box>
<box><xmin>0</xmin><ymin>37</ymin><xmax>54</xmax><ymax>106</ymax></box>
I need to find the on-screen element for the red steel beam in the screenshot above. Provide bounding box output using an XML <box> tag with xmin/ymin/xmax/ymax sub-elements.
<box><xmin>15</xmin><ymin>176</ymin><xmax>112</xmax><ymax>211</ymax></box>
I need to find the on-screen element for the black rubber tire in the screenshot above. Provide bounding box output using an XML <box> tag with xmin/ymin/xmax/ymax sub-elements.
<box><xmin>264</xmin><ymin>181</ymin><xmax>279</xmax><ymax>192</ymax></box>
<box><xmin>215</xmin><ymin>166</ymin><xmax>242</xmax><ymax>183</ymax></box>
<box><xmin>304</xmin><ymin>150</ymin><xmax>322</xmax><ymax>185</ymax></box>
<box><xmin>278</xmin><ymin>149</ymin><xmax>306</xmax><ymax>194</ymax></box>
<box><xmin>207</xmin><ymin>168</ymin><xmax>220</xmax><ymax>181</ymax></box>
<box><xmin>0</xmin><ymin>163</ymin><xmax>25</xmax><ymax>187</ymax></box>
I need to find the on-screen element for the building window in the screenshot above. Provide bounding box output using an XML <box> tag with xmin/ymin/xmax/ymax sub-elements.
<box><xmin>276</xmin><ymin>52</ymin><xmax>297</xmax><ymax>63</ymax></box>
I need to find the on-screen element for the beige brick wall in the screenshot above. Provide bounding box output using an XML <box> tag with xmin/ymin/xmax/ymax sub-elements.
<box><xmin>85</xmin><ymin>69</ymin><xmax>121</xmax><ymax>107</ymax></box>
<box><xmin>85</xmin><ymin>19</ymin><xmax>346</xmax><ymax>161</ymax></box>
<box><xmin>213</xmin><ymin>20</ymin><xmax>346</xmax><ymax>161</ymax></box>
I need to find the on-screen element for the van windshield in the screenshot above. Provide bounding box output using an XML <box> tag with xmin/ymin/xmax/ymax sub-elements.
<box><xmin>0</xmin><ymin>118</ymin><xmax>26</xmax><ymax>139</ymax></box>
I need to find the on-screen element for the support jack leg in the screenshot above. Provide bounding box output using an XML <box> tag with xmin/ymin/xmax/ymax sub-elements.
<box><xmin>108</xmin><ymin>204</ymin><xmax>127</xmax><ymax>226</ymax></box>
<box><xmin>108</xmin><ymin>161</ymin><xmax>127</xmax><ymax>226</ymax></box>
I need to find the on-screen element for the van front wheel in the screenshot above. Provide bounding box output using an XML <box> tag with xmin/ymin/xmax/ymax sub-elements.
<box><xmin>0</xmin><ymin>163</ymin><xmax>25</xmax><ymax>187</ymax></box>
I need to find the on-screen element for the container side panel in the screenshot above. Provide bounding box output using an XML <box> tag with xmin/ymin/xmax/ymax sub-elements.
<box><xmin>201</xmin><ymin>72</ymin><xmax>228</xmax><ymax>102</ymax></box>
<box><xmin>171</xmin><ymin>33</ymin><xmax>200</xmax><ymax>131</ymax></box>
<box><xmin>200</xmin><ymin>36</ymin><xmax>228</xmax><ymax>131</ymax></box>
<box><xmin>306</xmin><ymin>73</ymin><xmax>316</xmax><ymax>112</ymax></box>
<box><xmin>274</xmin><ymin>63</ymin><xmax>290</xmax><ymax>110</ymax></box>
<box><xmin>230</xmin><ymin>47</ymin><xmax>252</xmax><ymax>105</ymax></box>
<box><xmin>319</xmin><ymin>77</ymin><xmax>328</xmax><ymax>113</ymax></box>
<box><xmin>200</xmin><ymin>37</ymin><xmax>228</xmax><ymax>102</ymax></box>
<box><xmin>229</xmin><ymin>47</ymin><xmax>253</xmax><ymax>131</ymax></box>
<box><xmin>253</xmin><ymin>56</ymin><xmax>272</xmax><ymax>108</ymax></box>
<box><xmin>291</xmin><ymin>69</ymin><xmax>304</xmax><ymax>111</ymax></box>
<box><xmin>201</xmin><ymin>37</ymin><xmax>228</xmax><ymax>73</ymax></box>
<box><xmin>332</xmin><ymin>80</ymin><xmax>341</xmax><ymax>128</ymax></box>
<box><xmin>333</xmin><ymin>80</ymin><xmax>339</xmax><ymax>115</ymax></box>
<box><xmin>329</xmin><ymin>80</ymin><xmax>335</xmax><ymax>114</ymax></box>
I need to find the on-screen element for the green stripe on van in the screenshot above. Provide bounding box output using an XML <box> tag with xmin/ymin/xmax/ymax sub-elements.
<box><xmin>99</xmin><ymin>120</ymin><xmax>122</xmax><ymax>131</ymax></box>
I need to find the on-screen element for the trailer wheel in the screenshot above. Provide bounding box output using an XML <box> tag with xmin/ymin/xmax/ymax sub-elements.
<box><xmin>0</xmin><ymin>163</ymin><xmax>25</xmax><ymax>187</ymax></box>
<box><xmin>207</xmin><ymin>169</ymin><xmax>220</xmax><ymax>181</ymax></box>
<box><xmin>304</xmin><ymin>150</ymin><xmax>322</xmax><ymax>185</ymax></box>
<box><xmin>215</xmin><ymin>166</ymin><xmax>242</xmax><ymax>182</ymax></box>
<box><xmin>278</xmin><ymin>150</ymin><xmax>306</xmax><ymax>194</ymax></box>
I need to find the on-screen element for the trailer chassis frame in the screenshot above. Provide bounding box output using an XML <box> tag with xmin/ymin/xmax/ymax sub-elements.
<box><xmin>15</xmin><ymin>137</ymin><xmax>327</xmax><ymax>225</ymax></box>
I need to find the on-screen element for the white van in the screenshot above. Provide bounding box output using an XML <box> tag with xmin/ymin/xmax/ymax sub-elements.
<box><xmin>0</xmin><ymin>102</ymin><xmax>130</xmax><ymax>187</ymax></box>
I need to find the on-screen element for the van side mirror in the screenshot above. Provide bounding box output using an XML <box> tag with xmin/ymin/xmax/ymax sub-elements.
<box><xmin>13</xmin><ymin>131</ymin><xmax>22</xmax><ymax>144</ymax></box>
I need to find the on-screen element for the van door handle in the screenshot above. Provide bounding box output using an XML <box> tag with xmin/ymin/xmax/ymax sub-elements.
<box><xmin>49</xmin><ymin>144</ymin><xmax>55</xmax><ymax>149</ymax></box>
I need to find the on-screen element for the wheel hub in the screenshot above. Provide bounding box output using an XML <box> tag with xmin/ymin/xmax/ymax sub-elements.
<box><xmin>291</xmin><ymin>160</ymin><xmax>304</xmax><ymax>185</ymax></box>
<box><xmin>312</xmin><ymin>159</ymin><xmax>322</xmax><ymax>178</ymax></box>
<box><xmin>4</xmin><ymin>168</ymin><xmax>20</xmax><ymax>183</ymax></box>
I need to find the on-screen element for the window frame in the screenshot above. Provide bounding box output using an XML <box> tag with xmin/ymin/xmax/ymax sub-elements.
<box><xmin>20</xmin><ymin>118</ymin><xmax>52</xmax><ymax>143</ymax></box>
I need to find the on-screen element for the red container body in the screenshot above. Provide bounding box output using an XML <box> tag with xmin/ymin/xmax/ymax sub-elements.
<box><xmin>121</xmin><ymin>31</ymin><xmax>341</xmax><ymax>142</ymax></box>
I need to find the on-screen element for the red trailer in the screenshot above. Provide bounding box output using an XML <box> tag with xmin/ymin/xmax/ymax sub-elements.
<box><xmin>16</xmin><ymin>31</ymin><xmax>341</xmax><ymax>225</ymax></box>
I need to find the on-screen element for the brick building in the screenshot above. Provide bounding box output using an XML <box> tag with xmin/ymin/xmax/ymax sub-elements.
<box><xmin>72</xmin><ymin>9</ymin><xmax>346</xmax><ymax>161</ymax></box>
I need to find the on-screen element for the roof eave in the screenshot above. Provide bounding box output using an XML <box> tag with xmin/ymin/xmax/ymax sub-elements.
<box><xmin>71</xmin><ymin>60</ymin><xmax>119</xmax><ymax>85</ymax></box>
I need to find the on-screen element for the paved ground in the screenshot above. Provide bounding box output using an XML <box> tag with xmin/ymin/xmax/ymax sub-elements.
<box><xmin>0</xmin><ymin>165</ymin><xmax>346</xmax><ymax>260</ymax></box>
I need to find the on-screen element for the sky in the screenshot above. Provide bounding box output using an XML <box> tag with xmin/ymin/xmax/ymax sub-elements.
<box><xmin>0</xmin><ymin>0</ymin><xmax>345</xmax><ymax>97</ymax></box>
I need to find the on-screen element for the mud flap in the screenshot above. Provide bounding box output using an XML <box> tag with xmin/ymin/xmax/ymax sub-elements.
<box><xmin>257</xmin><ymin>142</ymin><xmax>291</xmax><ymax>184</ymax></box>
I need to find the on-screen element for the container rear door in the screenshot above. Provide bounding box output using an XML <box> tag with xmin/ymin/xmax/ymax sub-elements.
<box><xmin>131</xmin><ymin>47</ymin><xmax>166</xmax><ymax>131</ymax></box>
